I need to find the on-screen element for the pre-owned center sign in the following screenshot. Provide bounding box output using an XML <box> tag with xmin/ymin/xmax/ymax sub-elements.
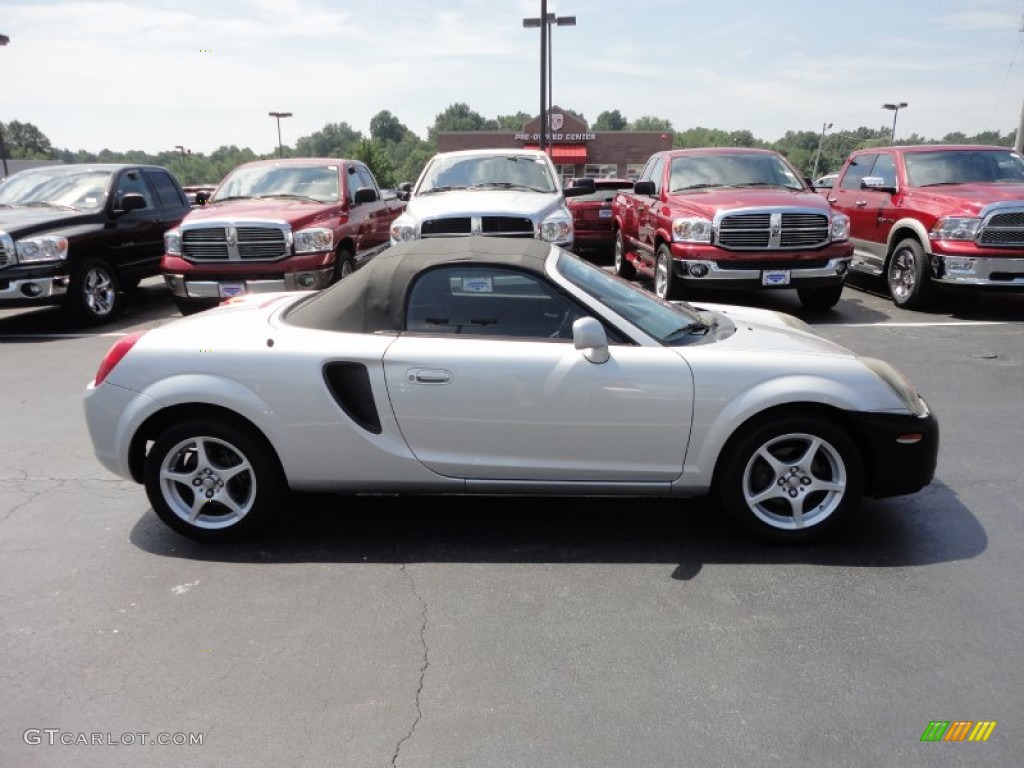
<box><xmin>514</xmin><ymin>132</ymin><xmax>597</xmax><ymax>142</ymax></box>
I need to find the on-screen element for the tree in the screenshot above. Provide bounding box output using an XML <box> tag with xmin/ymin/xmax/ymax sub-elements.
<box><xmin>1</xmin><ymin>120</ymin><xmax>55</xmax><ymax>159</ymax></box>
<box><xmin>593</xmin><ymin>110</ymin><xmax>627</xmax><ymax>131</ymax></box>
<box><xmin>294</xmin><ymin>122</ymin><xmax>363</xmax><ymax>158</ymax></box>
<box><xmin>353</xmin><ymin>138</ymin><xmax>396</xmax><ymax>188</ymax></box>
<box><xmin>427</xmin><ymin>103</ymin><xmax>489</xmax><ymax>143</ymax></box>
<box><xmin>370</xmin><ymin>110</ymin><xmax>409</xmax><ymax>145</ymax></box>
<box><xmin>397</xmin><ymin>145</ymin><xmax>435</xmax><ymax>185</ymax></box>
<box><xmin>492</xmin><ymin>112</ymin><xmax>532</xmax><ymax>131</ymax></box>
<box><xmin>629</xmin><ymin>115</ymin><xmax>674</xmax><ymax>132</ymax></box>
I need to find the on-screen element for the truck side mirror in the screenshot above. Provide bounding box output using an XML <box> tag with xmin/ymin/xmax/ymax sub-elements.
<box><xmin>194</xmin><ymin>190</ymin><xmax>211</xmax><ymax>206</ymax></box>
<box><xmin>861</xmin><ymin>176</ymin><xmax>897</xmax><ymax>194</ymax></box>
<box><xmin>116</xmin><ymin>193</ymin><xmax>147</xmax><ymax>214</ymax></box>
<box><xmin>633</xmin><ymin>180</ymin><xmax>656</xmax><ymax>196</ymax></box>
<box><xmin>354</xmin><ymin>187</ymin><xmax>378</xmax><ymax>204</ymax></box>
<box><xmin>397</xmin><ymin>182</ymin><xmax>413</xmax><ymax>201</ymax></box>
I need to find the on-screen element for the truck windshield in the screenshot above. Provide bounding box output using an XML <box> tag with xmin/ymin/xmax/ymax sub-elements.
<box><xmin>418</xmin><ymin>154</ymin><xmax>557</xmax><ymax>194</ymax></box>
<box><xmin>212</xmin><ymin>165</ymin><xmax>341</xmax><ymax>203</ymax></box>
<box><xmin>0</xmin><ymin>168</ymin><xmax>112</xmax><ymax>212</ymax></box>
<box><xmin>904</xmin><ymin>149</ymin><xmax>1024</xmax><ymax>187</ymax></box>
<box><xmin>669</xmin><ymin>154</ymin><xmax>804</xmax><ymax>192</ymax></box>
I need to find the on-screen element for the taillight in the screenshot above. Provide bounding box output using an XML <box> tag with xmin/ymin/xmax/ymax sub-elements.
<box><xmin>94</xmin><ymin>331</ymin><xmax>146</xmax><ymax>385</ymax></box>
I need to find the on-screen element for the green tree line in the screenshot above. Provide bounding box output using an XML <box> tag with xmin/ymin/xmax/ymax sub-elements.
<box><xmin>2</xmin><ymin>105</ymin><xmax>1017</xmax><ymax>188</ymax></box>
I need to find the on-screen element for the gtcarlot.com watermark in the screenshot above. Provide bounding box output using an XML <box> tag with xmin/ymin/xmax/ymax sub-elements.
<box><xmin>24</xmin><ymin>729</ymin><xmax>203</xmax><ymax>746</ymax></box>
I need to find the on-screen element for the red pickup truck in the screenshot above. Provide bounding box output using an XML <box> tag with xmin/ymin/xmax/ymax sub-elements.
<box><xmin>613</xmin><ymin>148</ymin><xmax>853</xmax><ymax>309</ymax></box>
<box><xmin>162</xmin><ymin>158</ymin><xmax>404</xmax><ymax>314</ymax></box>
<box><xmin>824</xmin><ymin>144</ymin><xmax>1024</xmax><ymax>309</ymax></box>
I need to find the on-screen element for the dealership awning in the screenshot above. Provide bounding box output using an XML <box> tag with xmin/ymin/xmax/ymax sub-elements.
<box><xmin>550</xmin><ymin>145</ymin><xmax>588</xmax><ymax>163</ymax></box>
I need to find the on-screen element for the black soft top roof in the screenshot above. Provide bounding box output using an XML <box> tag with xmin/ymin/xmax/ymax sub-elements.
<box><xmin>285</xmin><ymin>237</ymin><xmax>555</xmax><ymax>333</ymax></box>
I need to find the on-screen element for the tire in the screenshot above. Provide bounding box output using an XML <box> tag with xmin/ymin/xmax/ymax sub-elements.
<box><xmin>64</xmin><ymin>257</ymin><xmax>121</xmax><ymax>325</ymax></box>
<box><xmin>144</xmin><ymin>418</ymin><xmax>286</xmax><ymax>542</ymax></box>
<box><xmin>716</xmin><ymin>414</ymin><xmax>863</xmax><ymax>544</ymax></box>
<box><xmin>654</xmin><ymin>244</ymin><xmax>682</xmax><ymax>300</ymax></box>
<box><xmin>333</xmin><ymin>248</ymin><xmax>356</xmax><ymax>282</ymax></box>
<box><xmin>174</xmin><ymin>297</ymin><xmax>219</xmax><ymax>316</ymax></box>
<box><xmin>886</xmin><ymin>238</ymin><xmax>932</xmax><ymax>310</ymax></box>
<box><xmin>797</xmin><ymin>284</ymin><xmax>844</xmax><ymax>310</ymax></box>
<box><xmin>613</xmin><ymin>230</ymin><xmax>635</xmax><ymax>279</ymax></box>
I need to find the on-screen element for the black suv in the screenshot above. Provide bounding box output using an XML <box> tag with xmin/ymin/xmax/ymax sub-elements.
<box><xmin>0</xmin><ymin>164</ymin><xmax>191</xmax><ymax>323</ymax></box>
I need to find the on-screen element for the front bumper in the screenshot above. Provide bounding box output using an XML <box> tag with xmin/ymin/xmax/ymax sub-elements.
<box><xmin>165</xmin><ymin>267</ymin><xmax>333</xmax><ymax>299</ymax></box>
<box><xmin>929</xmin><ymin>252</ymin><xmax>1024</xmax><ymax>287</ymax></box>
<box><xmin>847</xmin><ymin>406</ymin><xmax>939</xmax><ymax>498</ymax></box>
<box><xmin>0</xmin><ymin>266</ymin><xmax>69</xmax><ymax>308</ymax></box>
<box><xmin>668</xmin><ymin>255</ymin><xmax>851</xmax><ymax>289</ymax></box>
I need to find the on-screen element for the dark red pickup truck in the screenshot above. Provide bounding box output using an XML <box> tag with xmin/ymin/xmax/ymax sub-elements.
<box><xmin>613</xmin><ymin>148</ymin><xmax>853</xmax><ymax>309</ymax></box>
<box><xmin>824</xmin><ymin>144</ymin><xmax>1024</xmax><ymax>309</ymax></box>
<box><xmin>162</xmin><ymin>158</ymin><xmax>404</xmax><ymax>314</ymax></box>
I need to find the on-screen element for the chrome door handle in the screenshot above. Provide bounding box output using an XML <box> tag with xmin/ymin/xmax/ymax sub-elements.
<box><xmin>407</xmin><ymin>368</ymin><xmax>452</xmax><ymax>384</ymax></box>
<box><xmin>855</xmin><ymin>200</ymin><xmax>867</xmax><ymax>207</ymax></box>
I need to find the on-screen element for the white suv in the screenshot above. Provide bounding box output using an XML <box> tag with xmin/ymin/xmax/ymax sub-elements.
<box><xmin>390</xmin><ymin>148</ymin><xmax>576</xmax><ymax>248</ymax></box>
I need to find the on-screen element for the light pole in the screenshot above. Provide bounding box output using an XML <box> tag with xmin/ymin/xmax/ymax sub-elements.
<box><xmin>268</xmin><ymin>111</ymin><xmax>293</xmax><ymax>158</ymax></box>
<box><xmin>882</xmin><ymin>102</ymin><xmax>908</xmax><ymax>144</ymax></box>
<box><xmin>811</xmin><ymin>122</ymin><xmax>832</xmax><ymax>180</ymax></box>
<box><xmin>174</xmin><ymin>145</ymin><xmax>189</xmax><ymax>185</ymax></box>
<box><xmin>524</xmin><ymin>9</ymin><xmax>576</xmax><ymax>153</ymax></box>
<box><xmin>523</xmin><ymin>2</ymin><xmax>549</xmax><ymax>152</ymax></box>
<box><xmin>0</xmin><ymin>33</ymin><xmax>8</xmax><ymax>178</ymax></box>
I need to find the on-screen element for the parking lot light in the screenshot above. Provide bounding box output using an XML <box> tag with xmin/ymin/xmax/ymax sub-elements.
<box><xmin>268</xmin><ymin>112</ymin><xmax>293</xmax><ymax>158</ymax></box>
<box><xmin>882</xmin><ymin>102</ymin><xmax>908</xmax><ymax>144</ymax></box>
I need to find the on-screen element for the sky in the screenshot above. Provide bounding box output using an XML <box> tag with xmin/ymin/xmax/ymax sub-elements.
<box><xmin>2</xmin><ymin>0</ymin><xmax>1024</xmax><ymax>156</ymax></box>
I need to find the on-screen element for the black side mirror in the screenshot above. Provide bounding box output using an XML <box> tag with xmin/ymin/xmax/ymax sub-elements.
<box><xmin>633</xmin><ymin>180</ymin><xmax>656</xmax><ymax>195</ymax></box>
<box><xmin>194</xmin><ymin>190</ymin><xmax>211</xmax><ymax>206</ymax></box>
<box><xmin>117</xmin><ymin>193</ymin><xmax>147</xmax><ymax>213</ymax></box>
<box><xmin>354</xmin><ymin>187</ymin><xmax>378</xmax><ymax>204</ymax></box>
<box><xmin>397</xmin><ymin>182</ymin><xmax>413</xmax><ymax>201</ymax></box>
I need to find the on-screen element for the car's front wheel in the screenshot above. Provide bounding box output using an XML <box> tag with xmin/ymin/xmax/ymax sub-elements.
<box><xmin>716</xmin><ymin>414</ymin><xmax>863</xmax><ymax>544</ymax></box>
<box><xmin>144</xmin><ymin>418</ymin><xmax>286</xmax><ymax>542</ymax></box>
<box><xmin>613</xmin><ymin>231</ymin><xmax>635</xmax><ymax>279</ymax></box>
<box><xmin>65</xmin><ymin>257</ymin><xmax>121</xmax><ymax>325</ymax></box>
<box><xmin>654</xmin><ymin>244</ymin><xmax>682</xmax><ymax>300</ymax></box>
<box><xmin>887</xmin><ymin>238</ymin><xmax>932</xmax><ymax>310</ymax></box>
<box><xmin>333</xmin><ymin>247</ymin><xmax>356</xmax><ymax>282</ymax></box>
<box><xmin>797</xmin><ymin>285</ymin><xmax>844</xmax><ymax>310</ymax></box>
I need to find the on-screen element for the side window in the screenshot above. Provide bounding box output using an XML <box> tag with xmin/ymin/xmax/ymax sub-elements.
<box><xmin>647</xmin><ymin>157</ymin><xmax>665</xmax><ymax>194</ymax></box>
<box><xmin>872</xmin><ymin>154</ymin><xmax>897</xmax><ymax>187</ymax></box>
<box><xmin>839</xmin><ymin>154</ymin><xmax>878</xmax><ymax>190</ymax></box>
<box><xmin>405</xmin><ymin>265</ymin><xmax>586</xmax><ymax>340</ymax></box>
<box><xmin>143</xmin><ymin>170</ymin><xmax>186</xmax><ymax>209</ymax></box>
<box><xmin>638</xmin><ymin>156</ymin><xmax>658</xmax><ymax>182</ymax></box>
<box><xmin>115</xmin><ymin>170</ymin><xmax>155</xmax><ymax>209</ymax></box>
<box><xmin>356</xmin><ymin>165</ymin><xmax>378</xmax><ymax>195</ymax></box>
<box><xmin>347</xmin><ymin>166</ymin><xmax>367</xmax><ymax>204</ymax></box>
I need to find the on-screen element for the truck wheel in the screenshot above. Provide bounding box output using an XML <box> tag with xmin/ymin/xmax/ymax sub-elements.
<box><xmin>716</xmin><ymin>414</ymin><xmax>863</xmax><ymax>544</ymax></box>
<box><xmin>886</xmin><ymin>239</ymin><xmax>932</xmax><ymax>310</ymax></box>
<box><xmin>64</xmin><ymin>257</ymin><xmax>121</xmax><ymax>325</ymax></box>
<box><xmin>797</xmin><ymin>285</ymin><xmax>844</xmax><ymax>310</ymax></box>
<box><xmin>654</xmin><ymin>244</ymin><xmax>682</xmax><ymax>300</ymax></box>
<box><xmin>333</xmin><ymin>248</ymin><xmax>356</xmax><ymax>282</ymax></box>
<box><xmin>613</xmin><ymin>231</ymin><xmax>635</xmax><ymax>279</ymax></box>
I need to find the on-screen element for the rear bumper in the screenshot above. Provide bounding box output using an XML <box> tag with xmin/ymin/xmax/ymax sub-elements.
<box><xmin>847</xmin><ymin>407</ymin><xmax>939</xmax><ymax>498</ymax></box>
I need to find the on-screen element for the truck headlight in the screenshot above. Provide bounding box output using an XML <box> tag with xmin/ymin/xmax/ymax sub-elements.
<box><xmin>390</xmin><ymin>214</ymin><xmax>417</xmax><ymax>243</ymax></box>
<box><xmin>830</xmin><ymin>213</ymin><xmax>850</xmax><ymax>241</ymax></box>
<box><xmin>931</xmin><ymin>217</ymin><xmax>981</xmax><ymax>241</ymax></box>
<box><xmin>164</xmin><ymin>229</ymin><xmax>182</xmax><ymax>255</ymax></box>
<box><xmin>539</xmin><ymin>209</ymin><xmax>573</xmax><ymax>243</ymax></box>
<box><xmin>671</xmin><ymin>217</ymin><xmax>712</xmax><ymax>243</ymax></box>
<box><xmin>294</xmin><ymin>227</ymin><xmax>333</xmax><ymax>254</ymax></box>
<box><xmin>15</xmin><ymin>235</ymin><xmax>69</xmax><ymax>263</ymax></box>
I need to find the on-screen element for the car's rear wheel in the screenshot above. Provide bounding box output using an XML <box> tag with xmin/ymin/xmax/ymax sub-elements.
<box><xmin>613</xmin><ymin>231</ymin><xmax>635</xmax><ymax>279</ymax></box>
<box><xmin>64</xmin><ymin>257</ymin><xmax>121</xmax><ymax>325</ymax></box>
<box><xmin>797</xmin><ymin>285</ymin><xmax>844</xmax><ymax>310</ymax></box>
<box><xmin>144</xmin><ymin>418</ymin><xmax>285</xmax><ymax>542</ymax></box>
<box><xmin>887</xmin><ymin>238</ymin><xmax>932</xmax><ymax>310</ymax></box>
<box><xmin>716</xmin><ymin>415</ymin><xmax>863</xmax><ymax>544</ymax></box>
<box><xmin>654</xmin><ymin>244</ymin><xmax>682</xmax><ymax>300</ymax></box>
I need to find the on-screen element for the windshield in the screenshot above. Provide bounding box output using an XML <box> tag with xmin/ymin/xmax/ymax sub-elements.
<box><xmin>904</xmin><ymin>149</ymin><xmax>1024</xmax><ymax>186</ymax></box>
<box><xmin>554</xmin><ymin>250</ymin><xmax>704</xmax><ymax>344</ymax></box>
<box><xmin>669</xmin><ymin>153</ymin><xmax>805</xmax><ymax>192</ymax></box>
<box><xmin>212</xmin><ymin>164</ymin><xmax>341</xmax><ymax>203</ymax></box>
<box><xmin>0</xmin><ymin>168</ymin><xmax>112</xmax><ymax>211</ymax></box>
<box><xmin>417</xmin><ymin>154</ymin><xmax>558</xmax><ymax>194</ymax></box>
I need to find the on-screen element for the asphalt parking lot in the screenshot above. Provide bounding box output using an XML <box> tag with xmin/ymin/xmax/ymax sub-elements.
<box><xmin>1</xmin><ymin>273</ymin><xmax>1022</xmax><ymax>768</ymax></box>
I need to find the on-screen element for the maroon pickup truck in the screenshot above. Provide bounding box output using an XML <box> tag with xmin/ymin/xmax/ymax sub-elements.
<box><xmin>613</xmin><ymin>148</ymin><xmax>853</xmax><ymax>309</ymax></box>
<box><xmin>162</xmin><ymin>158</ymin><xmax>404</xmax><ymax>314</ymax></box>
<box><xmin>824</xmin><ymin>144</ymin><xmax>1024</xmax><ymax>309</ymax></box>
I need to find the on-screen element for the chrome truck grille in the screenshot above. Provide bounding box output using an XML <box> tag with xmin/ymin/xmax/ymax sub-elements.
<box><xmin>182</xmin><ymin>224</ymin><xmax>290</xmax><ymax>261</ymax></box>
<box><xmin>420</xmin><ymin>216</ymin><xmax>535</xmax><ymax>238</ymax></box>
<box><xmin>716</xmin><ymin>210</ymin><xmax>830</xmax><ymax>250</ymax></box>
<box><xmin>979</xmin><ymin>208</ymin><xmax>1024</xmax><ymax>247</ymax></box>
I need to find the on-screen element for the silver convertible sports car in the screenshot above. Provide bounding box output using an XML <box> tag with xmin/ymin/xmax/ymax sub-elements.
<box><xmin>84</xmin><ymin>237</ymin><xmax>938</xmax><ymax>544</ymax></box>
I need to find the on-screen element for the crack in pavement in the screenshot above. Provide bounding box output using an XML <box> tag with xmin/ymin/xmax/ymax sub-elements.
<box><xmin>390</xmin><ymin>559</ymin><xmax>429</xmax><ymax>768</ymax></box>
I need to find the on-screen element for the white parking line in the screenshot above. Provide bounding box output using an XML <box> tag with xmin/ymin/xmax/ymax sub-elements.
<box><xmin>836</xmin><ymin>321</ymin><xmax>1013</xmax><ymax>328</ymax></box>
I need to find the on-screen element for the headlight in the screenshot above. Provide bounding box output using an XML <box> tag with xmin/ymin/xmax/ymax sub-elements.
<box><xmin>16</xmin><ymin>235</ymin><xmax>69</xmax><ymax>263</ymax></box>
<box><xmin>830</xmin><ymin>213</ymin><xmax>850</xmax><ymax>241</ymax></box>
<box><xmin>294</xmin><ymin>227</ymin><xmax>333</xmax><ymax>254</ymax></box>
<box><xmin>931</xmin><ymin>217</ymin><xmax>981</xmax><ymax>241</ymax></box>
<box><xmin>390</xmin><ymin>214</ymin><xmax>417</xmax><ymax>243</ymax></box>
<box><xmin>671</xmin><ymin>217</ymin><xmax>712</xmax><ymax>243</ymax></box>
<box><xmin>862</xmin><ymin>357</ymin><xmax>929</xmax><ymax>417</ymax></box>
<box><xmin>539</xmin><ymin>209</ymin><xmax>573</xmax><ymax>243</ymax></box>
<box><xmin>164</xmin><ymin>229</ymin><xmax>182</xmax><ymax>255</ymax></box>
